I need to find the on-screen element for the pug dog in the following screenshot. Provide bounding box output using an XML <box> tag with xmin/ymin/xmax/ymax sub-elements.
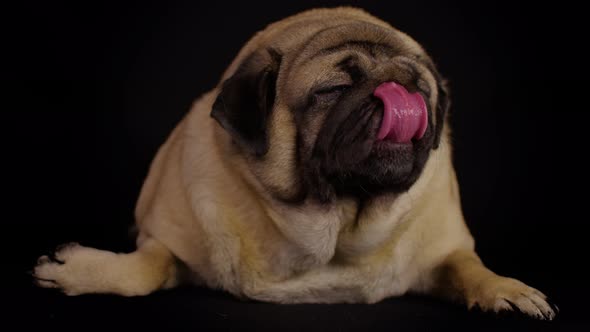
<box><xmin>33</xmin><ymin>7</ymin><xmax>557</xmax><ymax>320</ymax></box>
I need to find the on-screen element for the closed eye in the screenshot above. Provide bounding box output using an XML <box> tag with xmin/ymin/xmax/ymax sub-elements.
<box><xmin>314</xmin><ymin>84</ymin><xmax>350</xmax><ymax>95</ymax></box>
<box><xmin>312</xmin><ymin>84</ymin><xmax>351</xmax><ymax>105</ymax></box>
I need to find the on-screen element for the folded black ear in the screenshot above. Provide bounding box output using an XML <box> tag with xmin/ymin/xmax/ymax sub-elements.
<box><xmin>211</xmin><ymin>49</ymin><xmax>282</xmax><ymax>157</ymax></box>
<box><xmin>433</xmin><ymin>75</ymin><xmax>450</xmax><ymax>149</ymax></box>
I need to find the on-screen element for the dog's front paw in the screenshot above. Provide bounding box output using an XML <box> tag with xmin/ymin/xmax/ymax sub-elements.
<box><xmin>33</xmin><ymin>243</ymin><xmax>106</xmax><ymax>295</ymax></box>
<box><xmin>467</xmin><ymin>276</ymin><xmax>558</xmax><ymax>320</ymax></box>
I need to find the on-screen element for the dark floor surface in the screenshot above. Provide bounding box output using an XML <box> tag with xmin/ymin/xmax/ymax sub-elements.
<box><xmin>11</xmin><ymin>276</ymin><xmax>588</xmax><ymax>332</ymax></box>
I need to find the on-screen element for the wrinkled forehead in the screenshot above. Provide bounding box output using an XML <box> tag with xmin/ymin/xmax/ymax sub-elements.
<box><xmin>277</xmin><ymin>21</ymin><xmax>427</xmax><ymax>103</ymax></box>
<box><xmin>292</xmin><ymin>22</ymin><xmax>424</xmax><ymax>67</ymax></box>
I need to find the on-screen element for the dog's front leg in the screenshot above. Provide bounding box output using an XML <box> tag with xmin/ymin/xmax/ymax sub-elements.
<box><xmin>33</xmin><ymin>236</ymin><xmax>180</xmax><ymax>296</ymax></box>
<box><xmin>242</xmin><ymin>265</ymin><xmax>377</xmax><ymax>304</ymax></box>
<box><xmin>424</xmin><ymin>249</ymin><xmax>557</xmax><ymax>320</ymax></box>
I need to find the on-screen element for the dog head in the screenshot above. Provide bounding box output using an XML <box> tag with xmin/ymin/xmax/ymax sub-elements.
<box><xmin>211</xmin><ymin>8</ymin><xmax>450</xmax><ymax>203</ymax></box>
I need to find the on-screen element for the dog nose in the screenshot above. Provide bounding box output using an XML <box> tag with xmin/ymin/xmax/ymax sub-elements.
<box><xmin>373</xmin><ymin>82</ymin><xmax>428</xmax><ymax>142</ymax></box>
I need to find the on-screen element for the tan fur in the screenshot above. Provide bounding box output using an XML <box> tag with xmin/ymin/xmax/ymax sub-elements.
<box><xmin>34</xmin><ymin>7</ymin><xmax>556</xmax><ymax>320</ymax></box>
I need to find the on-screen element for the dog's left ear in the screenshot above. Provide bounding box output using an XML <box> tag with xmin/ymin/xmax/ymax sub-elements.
<box><xmin>433</xmin><ymin>74</ymin><xmax>450</xmax><ymax>149</ymax></box>
<box><xmin>211</xmin><ymin>49</ymin><xmax>282</xmax><ymax>157</ymax></box>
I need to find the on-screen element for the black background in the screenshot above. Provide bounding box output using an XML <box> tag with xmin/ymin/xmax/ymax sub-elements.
<box><xmin>7</xmin><ymin>0</ymin><xmax>589</xmax><ymax>331</ymax></box>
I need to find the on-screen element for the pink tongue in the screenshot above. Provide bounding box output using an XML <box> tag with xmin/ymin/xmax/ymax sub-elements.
<box><xmin>373</xmin><ymin>82</ymin><xmax>428</xmax><ymax>142</ymax></box>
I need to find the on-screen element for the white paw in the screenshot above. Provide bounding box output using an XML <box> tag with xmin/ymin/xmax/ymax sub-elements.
<box><xmin>468</xmin><ymin>276</ymin><xmax>558</xmax><ymax>320</ymax></box>
<box><xmin>33</xmin><ymin>243</ymin><xmax>110</xmax><ymax>296</ymax></box>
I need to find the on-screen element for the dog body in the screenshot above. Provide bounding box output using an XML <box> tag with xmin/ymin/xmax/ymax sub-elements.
<box><xmin>135</xmin><ymin>90</ymin><xmax>468</xmax><ymax>303</ymax></box>
<box><xmin>34</xmin><ymin>8</ymin><xmax>556</xmax><ymax>320</ymax></box>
